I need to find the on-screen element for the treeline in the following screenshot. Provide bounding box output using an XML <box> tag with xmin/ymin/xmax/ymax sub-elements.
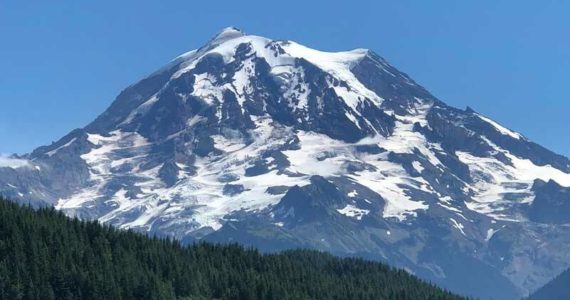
<box><xmin>0</xmin><ymin>197</ymin><xmax>465</xmax><ymax>299</ymax></box>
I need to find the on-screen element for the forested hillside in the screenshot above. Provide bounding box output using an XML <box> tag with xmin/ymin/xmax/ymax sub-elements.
<box><xmin>0</xmin><ymin>197</ymin><xmax>465</xmax><ymax>300</ymax></box>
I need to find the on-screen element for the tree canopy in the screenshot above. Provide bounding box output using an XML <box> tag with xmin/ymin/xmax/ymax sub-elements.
<box><xmin>0</xmin><ymin>197</ymin><xmax>465</xmax><ymax>300</ymax></box>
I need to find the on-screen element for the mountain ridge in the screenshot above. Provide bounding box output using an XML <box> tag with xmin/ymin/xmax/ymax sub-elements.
<box><xmin>2</xmin><ymin>28</ymin><xmax>570</xmax><ymax>299</ymax></box>
<box><xmin>528</xmin><ymin>265</ymin><xmax>570</xmax><ymax>300</ymax></box>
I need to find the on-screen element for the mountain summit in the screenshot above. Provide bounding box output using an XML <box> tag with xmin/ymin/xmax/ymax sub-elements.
<box><xmin>2</xmin><ymin>28</ymin><xmax>570</xmax><ymax>299</ymax></box>
<box><xmin>208</xmin><ymin>27</ymin><xmax>246</xmax><ymax>45</ymax></box>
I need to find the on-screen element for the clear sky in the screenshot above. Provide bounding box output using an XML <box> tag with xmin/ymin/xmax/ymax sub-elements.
<box><xmin>1</xmin><ymin>1</ymin><xmax>569</xmax><ymax>156</ymax></box>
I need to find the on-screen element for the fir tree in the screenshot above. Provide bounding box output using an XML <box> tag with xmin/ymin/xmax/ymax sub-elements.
<box><xmin>0</xmin><ymin>197</ymin><xmax>467</xmax><ymax>300</ymax></box>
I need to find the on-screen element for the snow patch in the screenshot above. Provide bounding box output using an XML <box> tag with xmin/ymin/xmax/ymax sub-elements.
<box><xmin>412</xmin><ymin>161</ymin><xmax>424</xmax><ymax>174</ymax></box>
<box><xmin>337</xmin><ymin>204</ymin><xmax>370</xmax><ymax>220</ymax></box>
<box><xmin>486</xmin><ymin>228</ymin><xmax>499</xmax><ymax>241</ymax></box>
<box><xmin>457</xmin><ymin>138</ymin><xmax>570</xmax><ymax>221</ymax></box>
<box><xmin>449</xmin><ymin>218</ymin><xmax>466</xmax><ymax>236</ymax></box>
<box><xmin>0</xmin><ymin>155</ymin><xmax>31</xmax><ymax>169</ymax></box>
<box><xmin>46</xmin><ymin>138</ymin><xmax>77</xmax><ymax>157</ymax></box>
<box><xmin>478</xmin><ymin>114</ymin><xmax>523</xmax><ymax>140</ymax></box>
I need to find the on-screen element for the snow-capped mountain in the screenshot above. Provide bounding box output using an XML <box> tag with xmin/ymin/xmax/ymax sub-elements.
<box><xmin>2</xmin><ymin>27</ymin><xmax>570</xmax><ymax>299</ymax></box>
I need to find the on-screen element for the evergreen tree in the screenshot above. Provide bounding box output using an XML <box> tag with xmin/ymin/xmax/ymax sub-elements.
<box><xmin>0</xmin><ymin>197</ymin><xmax>467</xmax><ymax>300</ymax></box>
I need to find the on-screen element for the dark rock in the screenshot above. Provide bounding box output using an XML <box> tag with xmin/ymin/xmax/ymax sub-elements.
<box><xmin>529</xmin><ymin>179</ymin><xmax>570</xmax><ymax>224</ymax></box>
<box><xmin>223</xmin><ymin>184</ymin><xmax>246</xmax><ymax>196</ymax></box>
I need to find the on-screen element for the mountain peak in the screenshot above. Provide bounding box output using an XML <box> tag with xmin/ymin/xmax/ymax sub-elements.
<box><xmin>208</xmin><ymin>27</ymin><xmax>246</xmax><ymax>46</ymax></box>
<box><xmin>5</xmin><ymin>28</ymin><xmax>570</xmax><ymax>299</ymax></box>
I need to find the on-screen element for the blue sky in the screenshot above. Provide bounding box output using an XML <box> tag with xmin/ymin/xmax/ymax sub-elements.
<box><xmin>1</xmin><ymin>1</ymin><xmax>569</xmax><ymax>156</ymax></box>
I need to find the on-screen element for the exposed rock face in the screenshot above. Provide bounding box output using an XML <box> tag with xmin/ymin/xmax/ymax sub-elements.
<box><xmin>528</xmin><ymin>179</ymin><xmax>570</xmax><ymax>224</ymax></box>
<box><xmin>3</xmin><ymin>27</ymin><xmax>570</xmax><ymax>299</ymax></box>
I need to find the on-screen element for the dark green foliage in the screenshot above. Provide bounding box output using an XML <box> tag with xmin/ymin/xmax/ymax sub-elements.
<box><xmin>0</xmin><ymin>197</ymin><xmax>465</xmax><ymax>300</ymax></box>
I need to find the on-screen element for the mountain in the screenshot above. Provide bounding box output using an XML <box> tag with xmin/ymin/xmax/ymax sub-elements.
<box><xmin>2</xmin><ymin>27</ymin><xmax>570</xmax><ymax>299</ymax></box>
<box><xmin>0</xmin><ymin>196</ymin><xmax>464</xmax><ymax>300</ymax></box>
<box><xmin>528</xmin><ymin>267</ymin><xmax>570</xmax><ymax>300</ymax></box>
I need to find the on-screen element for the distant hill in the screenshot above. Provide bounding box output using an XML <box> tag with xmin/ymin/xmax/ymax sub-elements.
<box><xmin>0</xmin><ymin>197</ymin><xmax>464</xmax><ymax>300</ymax></box>
<box><xmin>528</xmin><ymin>268</ymin><xmax>570</xmax><ymax>300</ymax></box>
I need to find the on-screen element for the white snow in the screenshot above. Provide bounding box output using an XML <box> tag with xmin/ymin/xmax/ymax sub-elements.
<box><xmin>229</xmin><ymin>59</ymin><xmax>255</xmax><ymax>111</ymax></box>
<box><xmin>173</xmin><ymin>35</ymin><xmax>275</xmax><ymax>78</ymax></box>
<box><xmin>412</xmin><ymin>161</ymin><xmax>424</xmax><ymax>174</ymax></box>
<box><xmin>208</xmin><ymin>27</ymin><xmax>245</xmax><ymax>47</ymax></box>
<box><xmin>50</xmin><ymin>28</ymin><xmax>569</xmax><ymax>237</ymax></box>
<box><xmin>449</xmin><ymin>218</ymin><xmax>466</xmax><ymax>236</ymax></box>
<box><xmin>457</xmin><ymin>137</ymin><xmax>570</xmax><ymax>221</ymax></box>
<box><xmin>283</xmin><ymin>130</ymin><xmax>430</xmax><ymax>221</ymax></box>
<box><xmin>56</xmin><ymin>131</ymin><xmax>151</xmax><ymax>211</ymax></box>
<box><xmin>211</xmin><ymin>135</ymin><xmax>247</xmax><ymax>153</ymax></box>
<box><xmin>121</xmin><ymin>94</ymin><xmax>159</xmax><ymax>125</ymax></box>
<box><xmin>486</xmin><ymin>228</ymin><xmax>498</xmax><ymax>241</ymax></box>
<box><xmin>46</xmin><ymin>138</ymin><xmax>77</xmax><ymax>157</ymax></box>
<box><xmin>166</xmin><ymin>30</ymin><xmax>384</xmax><ymax>132</ymax></box>
<box><xmin>271</xmin><ymin>65</ymin><xmax>311</xmax><ymax>111</ymax></box>
<box><xmin>478</xmin><ymin>114</ymin><xmax>523</xmax><ymax>140</ymax></box>
<box><xmin>79</xmin><ymin>117</ymin><xmax>306</xmax><ymax>231</ymax></box>
<box><xmin>187</xmin><ymin>115</ymin><xmax>207</xmax><ymax>127</ymax></box>
<box><xmin>337</xmin><ymin>204</ymin><xmax>370</xmax><ymax>220</ymax></box>
<box><xmin>57</xmin><ymin>106</ymin><xmax>442</xmax><ymax>230</ymax></box>
<box><xmin>281</xmin><ymin>42</ymin><xmax>381</xmax><ymax>106</ymax></box>
<box><xmin>0</xmin><ymin>155</ymin><xmax>31</xmax><ymax>169</ymax></box>
<box><xmin>192</xmin><ymin>73</ymin><xmax>224</xmax><ymax>105</ymax></box>
<box><xmin>360</xmin><ymin>101</ymin><xmax>444</xmax><ymax>168</ymax></box>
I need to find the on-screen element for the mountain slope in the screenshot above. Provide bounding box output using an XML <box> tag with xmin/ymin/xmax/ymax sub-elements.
<box><xmin>2</xmin><ymin>27</ymin><xmax>570</xmax><ymax>299</ymax></box>
<box><xmin>528</xmin><ymin>267</ymin><xmax>570</xmax><ymax>300</ymax></box>
<box><xmin>0</xmin><ymin>196</ymin><xmax>464</xmax><ymax>300</ymax></box>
